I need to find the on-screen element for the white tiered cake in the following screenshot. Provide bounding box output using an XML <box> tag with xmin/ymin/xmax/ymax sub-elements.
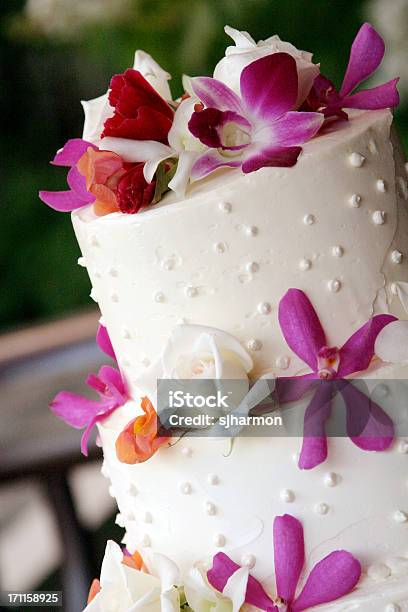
<box><xmin>41</xmin><ymin>23</ymin><xmax>408</xmax><ymax>612</ymax></box>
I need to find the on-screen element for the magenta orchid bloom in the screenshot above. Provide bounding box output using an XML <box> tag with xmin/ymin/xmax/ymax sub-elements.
<box><xmin>208</xmin><ymin>514</ymin><xmax>361</xmax><ymax>611</ymax></box>
<box><xmin>304</xmin><ymin>23</ymin><xmax>399</xmax><ymax>119</ymax></box>
<box><xmin>187</xmin><ymin>53</ymin><xmax>324</xmax><ymax>179</ymax></box>
<box><xmin>50</xmin><ymin>325</ymin><xmax>127</xmax><ymax>455</ymax></box>
<box><xmin>39</xmin><ymin>139</ymin><xmax>96</xmax><ymax>212</ymax></box>
<box><xmin>277</xmin><ymin>289</ymin><xmax>395</xmax><ymax>469</ymax></box>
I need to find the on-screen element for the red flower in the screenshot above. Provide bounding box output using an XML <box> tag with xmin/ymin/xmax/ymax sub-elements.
<box><xmin>117</xmin><ymin>163</ymin><xmax>156</xmax><ymax>214</ymax></box>
<box><xmin>102</xmin><ymin>69</ymin><xmax>174</xmax><ymax>143</ymax></box>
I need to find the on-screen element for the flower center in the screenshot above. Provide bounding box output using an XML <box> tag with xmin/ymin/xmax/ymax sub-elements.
<box><xmin>317</xmin><ymin>345</ymin><xmax>339</xmax><ymax>379</ymax></box>
<box><xmin>219</xmin><ymin>121</ymin><xmax>251</xmax><ymax>156</ymax></box>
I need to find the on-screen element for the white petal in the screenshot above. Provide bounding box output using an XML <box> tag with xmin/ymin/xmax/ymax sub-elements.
<box><xmin>99</xmin><ymin>540</ymin><xmax>127</xmax><ymax>590</ymax></box>
<box><xmin>223</xmin><ymin>566</ymin><xmax>249</xmax><ymax>612</ymax></box>
<box><xmin>375</xmin><ymin>320</ymin><xmax>408</xmax><ymax>364</ymax></box>
<box><xmin>167</xmin><ymin>98</ymin><xmax>204</xmax><ymax>153</ymax></box>
<box><xmin>153</xmin><ymin>552</ymin><xmax>180</xmax><ymax>592</ymax></box>
<box><xmin>182</xmin><ymin>74</ymin><xmax>194</xmax><ymax>96</ymax></box>
<box><xmin>393</xmin><ymin>280</ymin><xmax>408</xmax><ymax>313</ymax></box>
<box><xmin>168</xmin><ymin>150</ymin><xmax>200</xmax><ymax>197</ymax></box>
<box><xmin>133</xmin><ymin>50</ymin><xmax>172</xmax><ymax>101</ymax></box>
<box><xmin>224</xmin><ymin>25</ymin><xmax>256</xmax><ymax>49</ymax></box>
<box><xmin>99</xmin><ymin>137</ymin><xmax>172</xmax><ymax>163</ymax></box>
<box><xmin>144</xmin><ymin>153</ymin><xmax>173</xmax><ymax>183</ymax></box>
<box><xmin>81</xmin><ymin>93</ymin><xmax>112</xmax><ymax>143</ymax></box>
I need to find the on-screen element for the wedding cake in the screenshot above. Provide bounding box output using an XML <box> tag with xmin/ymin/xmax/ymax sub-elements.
<box><xmin>40</xmin><ymin>23</ymin><xmax>408</xmax><ymax>611</ymax></box>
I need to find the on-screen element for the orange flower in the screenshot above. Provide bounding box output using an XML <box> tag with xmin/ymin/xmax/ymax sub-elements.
<box><xmin>77</xmin><ymin>147</ymin><xmax>127</xmax><ymax>216</ymax></box>
<box><xmin>87</xmin><ymin>578</ymin><xmax>101</xmax><ymax>604</ymax></box>
<box><xmin>116</xmin><ymin>396</ymin><xmax>169</xmax><ymax>464</ymax></box>
<box><xmin>122</xmin><ymin>549</ymin><xmax>148</xmax><ymax>573</ymax></box>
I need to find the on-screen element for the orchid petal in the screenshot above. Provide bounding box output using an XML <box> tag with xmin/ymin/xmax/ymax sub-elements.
<box><xmin>375</xmin><ymin>320</ymin><xmax>408</xmax><ymax>363</ymax></box>
<box><xmin>339</xmin><ymin>381</ymin><xmax>394</xmax><ymax>451</ymax></box>
<box><xmin>80</xmin><ymin>414</ymin><xmax>103</xmax><ymax>456</ymax></box>
<box><xmin>143</xmin><ymin>154</ymin><xmax>171</xmax><ymax>184</ymax></box>
<box><xmin>38</xmin><ymin>190</ymin><xmax>90</xmax><ymax>212</ymax></box>
<box><xmin>133</xmin><ymin>50</ymin><xmax>172</xmax><ymax>101</ymax></box>
<box><xmin>189</xmin><ymin>108</ymin><xmax>251</xmax><ymax>150</ymax></box>
<box><xmin>224</xmin><ymin>25</ymin><xmax>256</xmax><ymax>49</ymax></box>
<box><xmin>67</xmin><ymin>166</ymin><xmax>94</xmax><ymax>201</ymax></box>
<box><xmin>292</xmin><ymin>551</ymin><xmax>361</xmax><ymax>611</ymax></box>
<box><xmin>168</xmin><ymin>97</ymin><xmax>204</xmax><ymax>153</ymax></box>
<box><xmin>168</xmin><ymin>150</ymin><xmax>200</xmax><ymax>197</ymax></box>
<box><xmin>99</xmin><ymin>137</ymin><xmax>172</xmax><ymax>164</ymax></box>
<box><xmin>190</xmin><ymin>150</ymin><xmax>241</xmax><ymax>181</ymax></box>
<box><xmin>50</xmin><ymin>391</ymin><xmax>103</xmax><ymax>428</ymax></box>
<box><xmin>274</xmin><ymin>514</ymin><xmax>305</xmax><ymax>603</ymax></box>
<box><xmin>343</xmin><ymin>78</ymin><xmax>400</xmax><ymax>110</ymax></box>
<box><xmin>242</xmin><ymin>145</ymin><xmax>302</xmax><ymax>173</ymax></box>
<box><xmin>257</xmin><ymin>111</ymin><xmax>323</xmax><ymax>148</ymax></box>
<box><xmin>340</xmin><ymin>23</ymin><xmax>385</xmax><ymax>97</ymax></box>
<box><xmin>298</xmin><ymin>382</ymin><xmax>333</xmax><ymax>470</ymax></box>
<box><xmin>278</xmin><ymin>289</ymin><xmax>326</xmax><ymax>371</ymax></box>
<box><xmin>98</xmin><ymin>365</ymin><xmax>127</xmax><ymax>403</ymax></box>
<box><xmin>190</xmin><ymin>77</ymin><xmax>243</xmax><ymax>113</ymax></box>
<box><xmin>82</xmin><ymin>94</ymin><xmax>112</xmax><ymax>144</ymax></box>
<box><xmin>337</xmin><ymin>314</ymin><xmax>396</xmax><ymax>377</ymax></box>
<box><xmin>275</xmin><ymin>373</ymin><xmax>317</xmax><ymax>405</ymax></box>
<box><xmin>96</xmin><ymin>324</ymin><xmax>117</xmax><ymax>361</ymax></box>
<box><xmin>207</xmin><ymin>553</ymin><xmax>275</xmax><ymax>610</ymax></box>
<box><xmin>52</xmin><ymin>139</ymin><xmax>95</xmax><ymax>167</ymax></box>
<box><xmin>240</xmin><ymin>53</ymin><xmax>298</xmax><ymax>120</ymax></box>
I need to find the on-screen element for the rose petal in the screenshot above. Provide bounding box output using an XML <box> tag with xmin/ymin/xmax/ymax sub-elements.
<box><xmin>103</xmin><ymin>105</ymin><xmax>173</xmax><ymax>144</ymax></box>
<box><xmin>337</xmin><ymin>314</ymin><xmax>396</xmax><ymax>377</ymax></box>
<box><xmin>340</xmin><ymin>23</ymin><xmax>385</xmax><ymax>97</ymax></box>
<box><xmin>190</xmin><ymin>150</ymin><xmax>241</xmax><ymax>181</ymax></box>
<box><xmin>256</xmin><ymin>111</ymin><xmax>323</xmax><ymax>148</ymax></box>
<box><xmin>96</xmin><ymin>324</ymin><xmax>117</xmax><ymax>361</ymax></box>
<box><xmin>298</xmin><ymin>383</ymin><xmax>333</xmax><ymax>470</ymax></box>
<box><xmin>38</xmin><ymin>190</ymin><xmax>89</xmax><ymax>212</ymax></box>
<box><xmin>52</xmin><ymin>138</ymin><xmax>95</xmax><ymax>167</ymax></box>
<box><xmin>343</xmin><ymin>78</ymin><xmax>400</xmax><ymax>110</ymax></box>
<box><xmin>50</xmin><ymin>391</ymin><xmax>103</xmax><ymax>428</ymax></box>
<box><xmin>273</xmin><ymin>515</ymin><xmax>305</xmax><ymax>603</ymax></box>
<box><xmin>190</xmin><ymin>77</ymin><xmax>243</xmax><ymax>113</ymax></box>
<box><xmin>241</xmin><ymin>145</ymin><xmax>302</xmax><ymax>173</ymax></box>
<box><xmin>278</xmin><ymin>289</ymin><xmax>326</xmax><ymax>371</ymax></box>
<box><xmin>375</xmin><ymin>320</ymin><xmax>408</xmax><ymax>363</ymax></box>
<box><xmin>292</xmin><ymin>551</ymin><xmax>361</xmax><ymax>611</ymax></box>
<box><xmin>240</xmin><ymin>53</ymin><xmax>298</xmax><ymax>120</ymax></box>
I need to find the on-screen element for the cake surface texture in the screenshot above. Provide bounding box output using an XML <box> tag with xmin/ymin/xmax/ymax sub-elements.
<box><xmin>41</xmin><ymin>22</ymin><xmax>408</xmax><ymax>612</ymax></box>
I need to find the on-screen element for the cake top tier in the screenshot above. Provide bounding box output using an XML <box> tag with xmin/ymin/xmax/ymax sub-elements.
<box><xmin>40</xmin><ymin>23</ymin><xmax>399</xmax><ymax>218</ymax></box>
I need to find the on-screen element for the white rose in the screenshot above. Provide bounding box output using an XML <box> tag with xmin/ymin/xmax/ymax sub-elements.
<box><xmin>83</xmin><ymin>541</ymin><xmax>180</xmax><ymax>612</ymax></box>
<box><xmin>214</xmin><ymin>25</ymin><xmax>320</xmax><ymax>108</ymax></box>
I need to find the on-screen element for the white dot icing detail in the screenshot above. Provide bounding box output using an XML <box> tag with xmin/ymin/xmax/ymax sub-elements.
<box><xmin>367</xmin><ymin>563</ymin><xmax>391</xmax><ymax>581</ymax></box>
<box><xmin>349</xmin><ymin>194</ymin><xmax>362</xmax><ymax>208</ymax></box>
<box><xmin>121</xmin><ymin>327</ymin><xmax>131</xmax><ymax>339</ymax></box>
<box><xmin>127</xmin><ymin>483</ymin><xmax>138</xmax><ymax>496</ymax></box>
<box><xmin>208</xmin><ymin>474</ymin><xmax>219</xmax><ymax>485</ymax></box>
<box><xmin>218</xmin><ymin>201</ymin><xmax>232</xmax><ymax>213</ymax></box>
<box><xmin>185</xmin><ymin>286</ymin><xmax>198</xmax><ymax>298</ymax></box>
<box><xmin>324</xmin><ymin>473</ymin><xmax>338</xmax><ymax>487</ymax></box>
<box><xmin>299</xmin><ymin>258</ymin><xmax>312</xmax><ymax>271</ymax></box>
<box><xmin>213</xmin><ymin>533</ymin><xmax>226</xmax><ymax>547</ymax></box>
<box><xmin>280</xmin><ymin>489</ymin><xmax>295</xmax><ymax>503</ymax></box>
<box><xmin>246</xmin><ymin>261</ymin><xmax>259</xmax><ymax>273</ymax></box>
<box><xmin>247</xmin><ymin>339</ymin><xmax>262</xmax><ymax>351</ymax></box>
<box><xmin>77</xmin><ymin>256</ymin><xmax>86</xmax><ymax>267</ymax></box>
<box><xmin>398</xmin><ymin>440</ymin><xmax>408</xmax><ymax>454</ymax></box>
<box><xmin>328</xmin><ymin>279</ymin><xmax>341</xmax><ymax>293</ymax></box>
<box><xmin>332</xmin><ymin>245</ymin><xmax>344</xmax><ymax>257</ymax></box>
<box><xmin>349</xmin><ymin>152</ymin><xmax>365</xmax><ymax>167</ymax></box>
<box><xmin>376</xmin><ymin>179</ymin><xmax>387</xmax><ymax>192</ymax></box>
<box><xmin>108</xmin><ymin>267</ymin><xmax>118</xmax><ymax>277</ymax></box>
<box><xmin>303</xmin><ymin>214</ymin><xmax>315</xmax><ymax>225</ymax></box>
<box><xmin>144</xmin><ymin>512</ymin><xmax>153</xmax><ymax>523</ymax></box>
<box><xmin>214</xmin><ymin>242</ymin><xmax>227</xmax><ymax>254</ymax></box>
<box><xmin>258</xmin><ymin>301</ymin><xmax>272</xmax><ymax>315</ymax></box>
<box><xmin>89</xmin><ymin>234</ymin><xmax>99</xmax><ymax>247</ymax></box>
<box><xmin>242</xmin><ymin>554</ymin><xmax>256</xmax><ymax>569</ymax></box>
<box><xmin>90</xmin><ymin>288</ymin><xmax>98</xmax><ymax>302</ymax></box>
<box><xmin>181</xmin><ymin>446</ymin><xmax>192</xmax><ymax>457</ymax></box>
<box><xmin>110</xmin><ymin>291</ymin><xmax>119</xmax><ymax>303</ymax></box>
<box><xmin>141</xmin><ymin>534</ymin><xmax>151</xmax><ymax>547</ymax></box>
<box><xmin>206</xmin><ymin>502</ymin><xmax>217</xmax><ymax>516</ymax></box>
<box><xmin>154</xmin><ymin>291</ymin><xmax>165</xmax><ymax>303</ymax></box>
<box><xmin>391</xmin><ymin>250</ymin><xmax>403</xmax><ymax>264</ymax></box>
<box><xmin>245</xmin><ymin>225</ymin><xmax>258</xmax><ymax>237</ymax></box>
<box><xmin>180</xmin><ymin>482</ymin><xmax>192</xmax><ymax>495</ymax></box>
<box><xmin>372</xmin><ymin>210</ymin><xmax>386</xmax><ymax>225</ymax></box>
<box><xmin>393</xmin><ymin>510</ymin><xmax>408</xmax><ymax>523</ymax></box>
<box><xmin>368</xmin><ymin>139</ymin><xmax>378</xmax><ymax>154</ymax></box>
<box><xmin>161</xmin><ymin>258</ymin><xmax>174</xmax><ymax>271</ymax></box>
<box><xmin>276</xmin><ymin>356</ymin><xmax>290</xmax><ymax>370</ymax></box>
<box><xmin>315</xmin><ymin>502</ymin><xmax>330</xmax><ymax>515</ymax></box>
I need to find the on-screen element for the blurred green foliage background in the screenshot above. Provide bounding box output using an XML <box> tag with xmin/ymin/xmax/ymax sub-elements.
<box><xmin>2</xmin><ymin>0</ymin><xmax>408</xmax><ymax>332</ymax></box>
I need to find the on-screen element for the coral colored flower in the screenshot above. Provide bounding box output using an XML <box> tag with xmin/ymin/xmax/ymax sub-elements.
<box><xmin>102</xmin><ymin>68</ymin><xmax>174</xmax><ymax>143</ymax></box>
<box><xmin>208</xmin><ymin>514</ymin><xmax>361</xmax><ymax>611</ymax></box>
<box><xmin>304</xmin><ymin>23</ymin><xmax>399</xmax><ymax>119</ymax></box>
<box><xmin>39</xmin><ymin>139</ymin><xmax>97</xmax><ymax>212</ymax></box>
<box><xmin>187</xmin><ymin>53</ymin><xmax>323</xmax><ymax>179</ymax></box>
<box><xmin>117</xmin><ymin>163</ymin><xmax>156</xmax><ymax>214</ymax></box>
<box><xmin>77</xmin><ymin>147</ymin><xmax>128</xmax><ymax>216</ymax></box>
<box><xmin>116</xmin><ymin>396</ymin><xmax>169</xmax><ymax>464</ymax></box>
<box><xmin>276</xmin><ymin>289</ymin><xmax>395</xmax><ymax>469</ymax></box>
<box><xmin>87</xmin><ymin>579</ymin><xmax>101</xmax><ymax>604</ymax></box>
<box><xmin>50</xmin><ymin>325</ymin><xmax>127</xmax><ymax>456</ymax></box>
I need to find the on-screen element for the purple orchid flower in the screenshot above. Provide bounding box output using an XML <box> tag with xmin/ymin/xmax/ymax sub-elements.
<box><xmin>304</xmin><ymin>23</ymin><xmax>399</xmax><ymax>119</ymax></box>
<box><xmin>276</xmin><ymin>289</ymin><xmax>396</xmax><ymax>469</ymax></box>
<box><xmin>187</xmin><ymin>53</ymin><xmax>324</xmax><ymax>179</ymax></box>
<box><xmin>208</xmin><ymin>514</ymin><xmax>361</xmax><ymax>611</ymax></box>
<box><xmin>50</xmin><ymin>324</ymin><xmax>127</xmax><ymax>455</ymax></box>
<box><xmin>39</xmin><ymin>139</ymin><xmax>96</xmax><ymax>212</ymax></box>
